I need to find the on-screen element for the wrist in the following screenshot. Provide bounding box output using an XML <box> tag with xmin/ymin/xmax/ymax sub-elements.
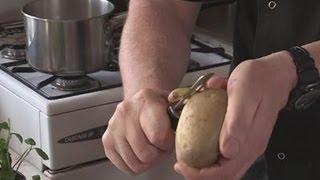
<box><xmin>279</xmin><ymin>51</ymin><xmax>298</xmax><ymax>89</ymax></box>
<box><xmin>264</xmin><ymin>51</ymin><xmax>298</xmax><ymax>90</ymax></box>
<box><xmin>124</xmin><ymin>87</ymin><xmax>170</xmax><ymax>101</ymax></box>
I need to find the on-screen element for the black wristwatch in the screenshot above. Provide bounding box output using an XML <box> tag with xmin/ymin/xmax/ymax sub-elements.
<box><xmin>286</xmin><ymin>46</ymin><xmax>320</xmax><ymax>111</ymax></box>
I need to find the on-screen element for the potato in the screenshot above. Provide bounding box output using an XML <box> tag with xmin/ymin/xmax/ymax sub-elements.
<box><xmin>175</xmin><ymin>88</ymin><xmax>227</xmax><ymax>168</ymax></box>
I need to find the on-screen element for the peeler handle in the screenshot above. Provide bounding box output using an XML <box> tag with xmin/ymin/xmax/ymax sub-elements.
<box><xmin>167</xmin><ymin>73</ymin><xmax>215</xmax><ymax>131</ymax></box>
<box><xmin>167</xmin><ymin>106</ymin><xmax>180</xmax><ymax>131</ymax></box>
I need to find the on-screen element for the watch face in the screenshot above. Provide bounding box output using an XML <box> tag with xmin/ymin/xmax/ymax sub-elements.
<box><xmin>295</xmin><ymin>90</ymin><xmax>320</xmax><ymax>111</ymax></box>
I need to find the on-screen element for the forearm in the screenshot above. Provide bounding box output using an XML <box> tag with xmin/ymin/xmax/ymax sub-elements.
<box><xmin>262</xmin><ymin>40</ymin><xmax>320</xmax><ymax>93</ymax></box>
<box><xmin>119</xmin><ymin>0</ymin><xmax>200</xmax><ymax>98</ymax></box>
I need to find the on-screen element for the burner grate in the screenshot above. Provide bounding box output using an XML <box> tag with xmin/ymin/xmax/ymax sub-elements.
<box><xmin>11</xmin><ymin>66</ymin><xmax>35</xmax><ymax>73</ymax></box>
<box><xmin>191</xmin><ymin>38</ymin><xmax>233</xmax><ymax>60</ymax></box>
<box><xmin>1</xmin><ymin>46</ymin><xmax>26</xmax><ymax>60</ymax></box>
<box><xmin>0</xmin><ymin>60</ymin><xmax>122</xmax><ymax>100</ymax></box>
<box><xmin>37</xmin><ymin>76</ymin><xmax>57</xmax><ymax>89</ymax></box>
<box><xmin>0</xmin><ymin>22</ymin><xmax>26</xmax><ymax>59</ymax></box>
<box><xmin>1</xmin><ymin>60</ymin><xmax>27</xmax><ymax>67</ymax></box>
<box><xmin>51</xmin><ymin>76</ymin><xmax>101</xmax><ymax>91</ymax></box>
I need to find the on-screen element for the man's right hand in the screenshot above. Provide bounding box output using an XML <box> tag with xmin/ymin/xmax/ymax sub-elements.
<box><xmin>102</xmin><ymin>88</ymin><xmax>175</xmax><ymax>175</ymax></box>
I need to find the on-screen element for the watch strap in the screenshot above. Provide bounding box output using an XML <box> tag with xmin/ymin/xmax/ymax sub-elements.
<box><xmin>286</xmin><ymin>46</ymin><xmax>320</xmax><ymax>111</ymax></box>
<box><xmin>287</xmin><ymin>46</ymin><xmax>320</xmax><ymax>84</ymax></box>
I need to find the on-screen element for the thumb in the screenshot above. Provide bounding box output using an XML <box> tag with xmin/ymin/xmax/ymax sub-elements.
<box><xmin>174</xmin><ymin>162</ymin><xmax>199</xmax><ymax>180</ymax></box>
<box><xmin>218</xmin><ymin>78</ymin><xmax>259</xmax><ymax>159</ymax></box>
<box><xmin>206</xmin><ymin>75</ymin><xmax>228</xmax><ymax>90</ymax></box>
<box><xmin>219</xmin><ymin>132</ymin><xmax>240</xmax><ymax>159</ymax></box>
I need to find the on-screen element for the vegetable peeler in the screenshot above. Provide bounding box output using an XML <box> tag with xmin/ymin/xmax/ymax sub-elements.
<box><xmin>168</xmin><ymin>73</ymin><xmax>214</xmax><ymax>130</ymax></box>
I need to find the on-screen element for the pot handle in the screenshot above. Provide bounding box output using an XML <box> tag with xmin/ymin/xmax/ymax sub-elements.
<box><xmin>104</xmin><ymin>12</ymin><xmax>127</xmax><ymax>49</ymax></box>
<box><xmin>104</xmin><ymin>12</ymin><xmax>127</xmax><ymax>70</ymax></box>
<box><xmin>107</xmin><ymin>12</ymin><xmax>128</xmax><ymax>32</ymax></box>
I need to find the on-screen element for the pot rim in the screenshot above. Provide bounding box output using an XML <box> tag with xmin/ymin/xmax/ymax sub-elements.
<box><xmin>21</xmin><ymin>0</ymin><xmax>115</xmax><ymax>23</ymax></box>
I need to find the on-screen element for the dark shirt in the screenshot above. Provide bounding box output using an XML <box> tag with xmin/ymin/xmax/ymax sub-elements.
<box><xmin>192</xmin><ymin>0</ymin><xmax>320</xmax><ymax>179</ymax></box>
<box><xmin>233</xmin><ymin>1</ymin><xmax>320</xmax><ymax>180</ymax></box>
<box><xmin>233</xmin><ymin>0</ymin><xmax>320</xmax><ymax>65</ymax></box>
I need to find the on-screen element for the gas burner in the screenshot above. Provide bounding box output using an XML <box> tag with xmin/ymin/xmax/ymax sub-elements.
<box><xmin>106</xmin><ymin>60</ymin><xmax>119</xmax><ymax>71</ymax></box>
<box><xmin>1</xmin><ymin>44</ymin><xmax>26</xmax><ymax>60</ymax></box>
<box><xmin>51</xmin><ymin>76</ymin><xmax>101</xmax><ymax>91</ymax></box>
<box><xmin>188</xmin><ymin>60</ymin><xmax>201</xmax><ymax>70</ymax></box>
<box><xmin>0</xmin><ymin>22</ymin><xmax>24</xmax><ymax>35</ymax></box>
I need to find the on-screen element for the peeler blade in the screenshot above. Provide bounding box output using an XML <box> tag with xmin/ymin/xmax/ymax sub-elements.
<box><xmin>168</xmin><ymin>73</ymin><xmax>214</xmax><ymax>131</ymax></box>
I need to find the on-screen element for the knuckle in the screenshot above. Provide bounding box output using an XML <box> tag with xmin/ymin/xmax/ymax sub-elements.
<box><xmin>104</xmin><ymin>148</ymin><xmax>113</xmax><ymax>159</ymax></box>
<box><xmin>241</xmin><ymin>59</ymin><xmax>265</xmax><ymax>74</ymax></box>
<box><xmin>139</xmin><ymin>148</ymin><xmax>158</xmax><ymax>163</ymax></box>
<box><xmin>101</xmin><ymin>132</ymin><xmax>108</xmax><ymax>145</ymax></box>
<box><xmin>240</xmin><ymin>59</ymin><xmax>257</xmax><ymax>68</ymax></box>
<box><xmin>227</xmin><ymin>79</ymin><xmax>236</xmax><ymax>93</ymax></box>
<box><xmin>107</xmin><ymin>117</ymin><xmax>116</xmax><ymax>129</ymax></box>
<box><xmin>149</xmin><ymin>132</ymin><xmax>167</xmax><ymax>147</ymax></box>
<box><xmin>103</xmin><ymin>145</ymin><xmax>114</xmax><ymax>160</ymax></box>
<box><xmin>227</xmin><ymin>77</ymin><xmax>241</xmax><ymax>95</ymax></box>
<box><xmin>115</xmin><ymin>101</ymin><xmax>129</xmax><ymax>114</ymax></box>
<box><xmin>102</xmin><ymin>132</ymin><xmax>113</xmax><ymax>150</ymax></box>
<box><xmin>107</xmin><ymin>113</ymin><xmax>119</xmax><ymax>129</ymax></box>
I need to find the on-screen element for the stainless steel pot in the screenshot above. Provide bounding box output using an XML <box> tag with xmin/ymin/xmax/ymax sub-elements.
<box><xmin>22</xmin><ymin>0</ymin><xmax>115</xmax><ymax>77</ymax></box>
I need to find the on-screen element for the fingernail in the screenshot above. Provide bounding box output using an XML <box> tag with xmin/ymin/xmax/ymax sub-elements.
<box><xmin>222</xmin><ymin>136</ymin><xmax>239</xmax><ymax>159</ymax></box>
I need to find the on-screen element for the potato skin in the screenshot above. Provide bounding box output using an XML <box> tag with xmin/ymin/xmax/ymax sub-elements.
<box><xmin>175</xmin><ymin>88</ymin><xmax>227</xmax><ymax>168</ymax></box>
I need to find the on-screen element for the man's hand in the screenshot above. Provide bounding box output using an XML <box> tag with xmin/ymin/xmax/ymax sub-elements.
<box><xmin>102</xmin><ymin>0</ymin><xmax>200</xmax><ymax>175</ymax></box>
<box><xmin>174</xmin><ymin>51</ymin><xmax>298</xmax><ymax>180</ymax></box>
<box><xmin>102</xmin><ymin>88</ymin><xmax>175</xmax><ymax>175</ymax></box>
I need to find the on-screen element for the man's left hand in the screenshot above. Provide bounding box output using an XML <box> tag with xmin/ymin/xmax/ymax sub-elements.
<box><xmin>174</xmin><ymin>51</ymin><xmax>298</xmax><ymax>180</ymax></box>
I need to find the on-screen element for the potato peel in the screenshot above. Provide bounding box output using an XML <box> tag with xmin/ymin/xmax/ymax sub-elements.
<box><xmin>168</xmin><ymin>87</ymin><xmax>191</xmax><ymax>104</ymax></box>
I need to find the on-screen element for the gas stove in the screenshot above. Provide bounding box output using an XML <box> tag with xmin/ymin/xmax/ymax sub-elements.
<box><xmin>0</xmin><ymin>21</ymin><xmax>231</xmax><ymax>179</ymax></box>
<box><xmin>0</xmin><ymin>21</ymin><xmax>231</xmax><ymax>100</ymax></box>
